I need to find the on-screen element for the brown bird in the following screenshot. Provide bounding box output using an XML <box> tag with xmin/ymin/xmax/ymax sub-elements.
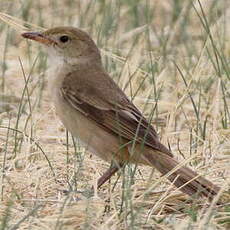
<box><xmin>22</xmin><ymin>27</ymin><xmax>220</xmax><ymax>200</ymax></box>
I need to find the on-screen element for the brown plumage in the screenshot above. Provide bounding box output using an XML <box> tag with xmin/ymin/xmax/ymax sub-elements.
<box><xmin>22</xmin><ymin>27</ymin><xmax>220</xmax><ymax>200</ymax></box>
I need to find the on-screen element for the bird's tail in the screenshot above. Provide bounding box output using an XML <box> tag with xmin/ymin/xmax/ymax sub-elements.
<box><xmin>143</xmin><ymin>150</ymin><xmax>220</xmax><ymax>200</ymax></box>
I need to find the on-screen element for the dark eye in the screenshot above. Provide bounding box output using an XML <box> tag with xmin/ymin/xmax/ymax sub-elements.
<box><xmin>59</xmin><ymin>35</ymin><xmax>69</xmax><ymax>43</ymax></box>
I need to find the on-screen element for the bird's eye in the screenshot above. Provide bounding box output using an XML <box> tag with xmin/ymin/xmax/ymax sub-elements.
<box><xmin>59</xmin><ymin>35</ymin><xmax>69</xmax><ymax>43</ymax></box>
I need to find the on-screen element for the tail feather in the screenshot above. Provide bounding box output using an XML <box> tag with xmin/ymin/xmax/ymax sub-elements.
<box><xmin>143</xmin><ymin>151</ymin><xmax>220</xmax><ymax>199</ymax></box>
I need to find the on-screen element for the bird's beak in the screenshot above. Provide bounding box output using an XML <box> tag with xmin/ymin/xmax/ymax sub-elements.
<box><xmin>21</xmin><ymin>32</ymin><xmax>57</xmax><ymax>46</ymax></box>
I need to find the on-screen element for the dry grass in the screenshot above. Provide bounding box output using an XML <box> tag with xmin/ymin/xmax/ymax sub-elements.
<box><xmin>0</xmin><ymin>0</ymin><xmax>230</xmax><ymax>229</ymax></box>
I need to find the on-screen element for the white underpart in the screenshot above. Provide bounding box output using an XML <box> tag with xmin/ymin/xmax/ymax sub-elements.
<box><xmin>47</xmin><ymin>50</ymin><xmax>65</xmax><ymax>101</ymax></box>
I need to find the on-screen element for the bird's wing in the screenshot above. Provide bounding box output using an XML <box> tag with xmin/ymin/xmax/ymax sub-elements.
<box><xmin>61</xmin><ymin>70</ymin><xmax>172</xmax><ymax>156</ymax></box>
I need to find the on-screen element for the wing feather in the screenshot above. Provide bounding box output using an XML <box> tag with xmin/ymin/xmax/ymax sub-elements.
<box><xmin>61</xmin><ymin>70</ymin><xmax>172</xmax><ymax>156</ymax></box>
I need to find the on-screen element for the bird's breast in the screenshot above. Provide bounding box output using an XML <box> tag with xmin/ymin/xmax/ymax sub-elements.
<box><xmin>47</xmin><ymin>66</ymin><xmax>124</xmax><ymax>162</ymax></box>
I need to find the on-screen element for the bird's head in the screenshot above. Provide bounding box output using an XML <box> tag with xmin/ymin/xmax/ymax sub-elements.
<box><xmin>22</xmin><ymin>26</ymin><xmax>101</xmax><ymax>65</ymax></box>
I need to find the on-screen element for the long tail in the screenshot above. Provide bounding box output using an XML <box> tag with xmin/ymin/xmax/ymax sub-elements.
<box><xmin>143</xmin><ymin>150</ymin><xmax>220</xmax><ymax>200</ymax></box>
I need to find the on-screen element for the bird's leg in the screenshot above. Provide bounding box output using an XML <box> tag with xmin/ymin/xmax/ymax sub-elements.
<box><xmin>97</xmin><ymin>162</ymin><xmax>123</xmax><ymax>189</ymax></box>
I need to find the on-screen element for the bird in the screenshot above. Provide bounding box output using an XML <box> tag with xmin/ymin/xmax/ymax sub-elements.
<box><xmin>21</xmin><ymin>26</ymin><xmax>220</xmax><ymax>200</ymax></box>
